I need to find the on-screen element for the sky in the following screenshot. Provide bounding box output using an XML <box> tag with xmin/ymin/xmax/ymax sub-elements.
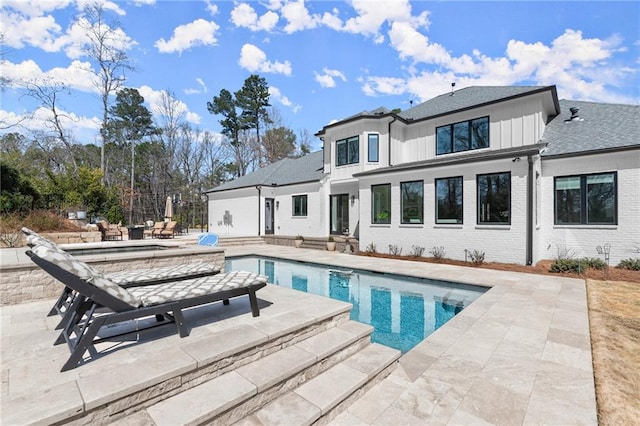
<box><xmin>1</xmin><ymin>0</ymin><xmax>639</xmax><ymax>151</ymax></box>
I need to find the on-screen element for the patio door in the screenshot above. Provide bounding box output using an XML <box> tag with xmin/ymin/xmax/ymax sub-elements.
<box><xmin>265</xmin><ymin>198</ymin><xmax>274</xmax><ymax>234</ymax></box>
<box><xmin>330</xmin><ymin>194</ymin><xmax>349</xmax><ymax>235</ymax></box>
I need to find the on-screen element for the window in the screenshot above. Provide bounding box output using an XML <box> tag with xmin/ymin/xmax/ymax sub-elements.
<box><xmin>477</xmin><ymin>172</ymin><xmax>510</xmax><ymax>224</ymax></box>
<box><xmin>371</xmin><ymin>184</ymin><xmax>391</xmax><ymax>224</ymax></box>
<box><xmin>401</xmin><ymin>181</ymin><xmax>423</xmax><ymax>224</ymax></box>
<box><xmin>292</xmin><ymin>195</ymin><xmax>307</xmax><ymax>217</ymax></box>
<box><xmin>435</xmin><ymin>177</ymin><xmax>463</xmax><ymax>224</ymax></box>
<box><xmin>368</xmin><ymin>134</ymin><xmax>379</xmax><ymax>162</ymax></box>
<box><xmin>336</xmin><ymin>136</ymin><xmax>359</xmax><ymax>166</ymax></box>
<box><xmin>555</xmin><ymin>172</ymin><xmax>617</xmax><ymax>225</ymax></box>
<box><xmin>436</xmin><ymin>117</ymin><xmax>489</xmax><ymax>155</ymax></box>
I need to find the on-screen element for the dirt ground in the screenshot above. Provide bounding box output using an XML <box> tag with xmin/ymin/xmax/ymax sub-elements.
<box><xmin>358</xmin><ymin>253</ymin><xmax>640</xmax><ymax>423</ymax></box>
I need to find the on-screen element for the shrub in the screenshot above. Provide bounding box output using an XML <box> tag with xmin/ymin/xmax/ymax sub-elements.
<box><xmin>327</xmin><ymin>236</ymin><xmax>334</xmax><ymax>242</ymax></box>
<box><xmin>295</xmin><ymin>234</ymin><xmax>304</xmax><ymax>240</ymax></box>
<box><xmin>469</xmin><ymin>249</ymin><xmax>485</xmax><ymax>266</ymax></box>
<box><xmin>429</xmin><ymin>246</ymin><xmax>445</xmax><ymax>260</ymax></box>
<box><xmin>389</xmin><ymin>244</ymin><xmax>402</xmax><ymax>256</ymax></box>
<box><xmin>365</xmin><ymin>242</ymin><xmax>377</xmax><ymax>253</ymax></box>
<box><xmin>550</xmin><ymin>258</ymin><xmax>586</xmax><ymax>274</ymax></box>
<box><xmin>617</xmin><ymin>258</ymin><xmax>640</xmax><ymax>271</ymax></box>
<box><xmin>410</xmin><ymin>245</ymin><xmax>425</xmax><ymax>257</ymax></box>
<box><xmin>582</xmin><ymin>257</ymin><xmax>607</xmax><ymax>270</ymax></box>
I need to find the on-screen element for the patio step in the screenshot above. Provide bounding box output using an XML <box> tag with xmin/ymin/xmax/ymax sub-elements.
<box><xmin>235</xmin><ymin>343</ymin><xmax>400</xmax><ymax>426</ymax></box>
<box><xmin>139</xmin><ymin>323</ymin><xmax>400</xmax><ymax>426</ymax></box>
<box><xmin>218</xmin><ymin>236</ymin><xmax>266</xmax><ymax>247</ymax></box>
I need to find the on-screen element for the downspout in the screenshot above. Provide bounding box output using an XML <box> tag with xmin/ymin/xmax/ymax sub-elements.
<box><xmin>256</xmin><ymin>185</ymin><xmax>262</xmax><ymax>236</ymax></box>
<box><xmin>526</xmin><ymin>155</ymin><xmax>534</xmax><ymax>265</ymax></box>
<box><xmin>388</xmin><ymin>116</ymin><xmax>396</xmax><ymax>167</ymax></box>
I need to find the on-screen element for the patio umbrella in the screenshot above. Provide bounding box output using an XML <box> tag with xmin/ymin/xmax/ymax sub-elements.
<box><xmin>164</xmin><ymin>196</ymin><xmax>173</xmax><ymax>221</ymax></box>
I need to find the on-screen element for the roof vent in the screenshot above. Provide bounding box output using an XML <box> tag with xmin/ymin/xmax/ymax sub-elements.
<box><xmin>564</xmin><ymin>107</ymin><xmax>583</xmax><ymax>123</ymax></box>
<box><xmin>450</xmin><ymin>82</ymin><xmax>456</xmax><ymax>96</ymax></box>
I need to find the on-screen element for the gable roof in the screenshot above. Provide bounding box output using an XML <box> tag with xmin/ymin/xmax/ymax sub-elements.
<box><xmin>207</xmin><ymin>150</ymin><xmax>325</xmax><ymax>193</ymax></box>
<box><xmin>542</xmin><ymin>99</ymin><xmax>640</xmax><ymax>157</ymax></box>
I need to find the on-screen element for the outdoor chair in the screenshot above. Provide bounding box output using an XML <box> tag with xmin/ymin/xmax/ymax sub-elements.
<box><xmin>21</xmin><ymin>228</ymin><xmax>222</xmax><ymax>323</ymax></box>
<box><xmin>95</xmin><ymin>220</ymin><xmax>122</xmax><ymax>241</ymax></box>
<box><xmin>157</xmin><ymin>220</ymin><xmax>177</xmax><ymax>239</ymax></box>
<box><xmin>27</xmin><ymin>243</ymin><xmax>268</xmax><ymax>371</ymax></box>
<box><xmin>150</xmin><ymin>221</ymin><xmax>166</xmax><ymax>238</ymax></box>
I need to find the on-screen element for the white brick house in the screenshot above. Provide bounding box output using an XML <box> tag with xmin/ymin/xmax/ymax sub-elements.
<box><xmin>207</xmin><ymin>85</ymin><xmax>639</xmax><ymax>265</ymax></box>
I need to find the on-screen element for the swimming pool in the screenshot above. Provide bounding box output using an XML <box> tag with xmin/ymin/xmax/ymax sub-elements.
<box><xmin>225</xmin><ymin>256</ymin><xmax>486</xmax><ymax>353</ymax></box>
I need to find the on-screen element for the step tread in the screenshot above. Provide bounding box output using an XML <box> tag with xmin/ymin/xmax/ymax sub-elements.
<box><xmin>243</xmin><ymin>343</ymin><xmax>400</xmax><ymax>425</ymax></box>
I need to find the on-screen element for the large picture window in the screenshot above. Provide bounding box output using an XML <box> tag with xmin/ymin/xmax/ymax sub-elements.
<box><xmin>292</xmin><ymin>195</ymin><xmax>307</xmax><ymax>217</ymax></box>
<box><xmin>435</xmin><ymin>177</ymin><xmax>463</xmax><ymax>224</ymax></box>
<box><xmin>477</xmin><ymin>172</ymin><xmax>510</xmax><ymax>224</ymax></box>
<box><xmin>436</xmin><ymin>116</ymin><xmax>489</xmax><ymax>155</ymax></box>
<box><xmin>336</xmin><ymin>136</ymin><xmax>359</xmax><ymax>166</ymax></box>
<box><xmin>401</xmin><ymin>181</ymin><xmax>423</xmax><ymax>224</ymax></box>
<box><xmin>368</xmin><ymin>134</ymin><xmax>379</xmax><ymax>162</ymax></box>
<box><xmin>371</xmin><ymin>184</ymin><xmax>391</xmax><ymax>224</ymax></box>
<box><xmin>555</xmin><ymin>172</ymin><xmax>616</xmax><ymax>225</ymax></box>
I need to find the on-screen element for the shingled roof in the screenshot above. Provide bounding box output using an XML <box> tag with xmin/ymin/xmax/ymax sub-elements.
<box><xmin>542</xmin><ymin>99</ymin><xmax>640</xmax><ymax>157</ymax></box>
<box><xmin>208</xmin><ymin>150</ymin><xmax>325</xmax><ymax>192</ymax></box>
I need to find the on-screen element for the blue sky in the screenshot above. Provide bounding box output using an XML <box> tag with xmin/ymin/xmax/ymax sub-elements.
<box><xmin>2</xmin><ymin>1</ymin><xmax>639</xmax><ymax>151</ymax></box>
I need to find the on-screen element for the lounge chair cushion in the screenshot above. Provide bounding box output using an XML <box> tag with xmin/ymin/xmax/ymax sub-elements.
<box><xmin>129</xmin><ymin>271</ymin><xmax>269</xmax><ymax>306</ymax></box>
<box><xmin>109</xmin><ymin>262</ymin><xmax>222</xmax><ymax>287</ymax></box>
<box><xmin>30</xmin><ymin>244</ymin><xmax>142</xmax><ymax>307</ymax></box>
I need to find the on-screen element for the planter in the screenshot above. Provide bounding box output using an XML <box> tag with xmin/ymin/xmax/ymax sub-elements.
<box><xmin>294</xmin><ymin>239</ymin><xmax>303</xmax><ymax>248</ymax></box>
<box><xmin>326</xmin><ymin>241</ymin><xmax>336</xmax><ymax>251</ymax></box>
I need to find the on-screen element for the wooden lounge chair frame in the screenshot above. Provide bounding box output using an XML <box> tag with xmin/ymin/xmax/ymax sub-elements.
<box><xmin>27</xmin><ymin>246</ymin><xmax>267</xmax><ymax>372</ymax></box>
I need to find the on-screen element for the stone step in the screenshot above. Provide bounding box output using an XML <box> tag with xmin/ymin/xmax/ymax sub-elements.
<box><xmin>218</xmin><ymin>237</ymin><xmax>266</xmax><ymax>247</ymax></box>
<box><xmin>235</xmin><ymin>343</ymin><xmax>401</xmax><ymax>426</ymax></box>
<box><xmin>142</xmin><ymin>321</ymin><xmax>375</xmax><ymax>426</ymax></box>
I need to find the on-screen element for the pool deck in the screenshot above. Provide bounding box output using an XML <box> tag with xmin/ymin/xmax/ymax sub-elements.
<box><xmin>1</xmin><ymin>242</ymin><xmax>597</xmax><ymax>425</ymax></box>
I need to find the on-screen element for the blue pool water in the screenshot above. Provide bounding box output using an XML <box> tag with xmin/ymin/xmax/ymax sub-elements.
<box><xmin>225</xmin><ymin>256</ymin><xmax>486</xmax><ymax>353</ymax></box>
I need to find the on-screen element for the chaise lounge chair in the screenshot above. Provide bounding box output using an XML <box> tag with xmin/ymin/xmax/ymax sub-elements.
<box><xmin>22</xmin><ymin>228</ymin><xmax>222</xmax><ymax>321</ymax></box>
<box><xmin>27</xmin><ymin>243</ymin><xmax>268</xmax><ymax>371</ymax></box>
<box><xmin>157</xmin><ymin>220</ymin><xmax>177</xmax><ymax>239</ymax></box>
<box><xmin>150</xmin><ymin>221</ymin><xmax>166</xmax><ymax>238</ymax></box>
<box><xmin>95</xmin><ymin>220</ymin><xmax>123</xmax><ymax>241</ymax></box>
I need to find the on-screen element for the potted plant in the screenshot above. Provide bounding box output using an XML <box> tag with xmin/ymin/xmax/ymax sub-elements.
<box><xmin>294</xmin><ymin>235</ymin><xmax>304</xmax><ymax>248</ymax></box>
<box><xmin>326</xmin><ymin>236</ymin><xmax>336</xmax><ymax>251</ymax></box>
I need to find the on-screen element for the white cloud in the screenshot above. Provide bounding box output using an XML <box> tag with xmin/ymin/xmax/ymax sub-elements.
<box><xmin>0</xmin><ymin>10</ymin><xmax>62</xmax><ymax>50</ymax></box>
<box><xmin>230</xmin><ymin>3</ymin><xmax>279</xmax><ymax>32</ymax></box>
<box><xmin>138</xmin><ymin>86</ymin><xmax>201</xmax><ymax>125</ymax></box>
<box><xmin>1</xmin><ymin>105</ymin><xmax>101</xmax><ymax>141</ymax></box>
<box><xmin>269</xmin><ymin>86</ymin><xmax>302</xmax><ymax>113</ymax></box>
<box><xmin>280</xmin><ymin>0</ymin><xmax>320</xmax><ymax>34</ymax></box>
<box><xmin>314</xmin><ymin>68</ymin><xmax>347</xmax><ymax>88</ymax></box>
<box><xmin>2</xmin><ymin>59</ymin><xmax>97</xmax><ymax>93</ymax></box>
<box><xmin>238</xmin><ymin>44</ymin><xmax>292</xmax><ymax>75</ymax></box>
<box><xmin>155</xmin><ymin>19</ymin><xmax>220</xmax><ymax>54</ymax></box>
<box><xmin>205</xmin><ymin>0</ymin><xmax>218</xmax><ymax>16</ymax></box>
<box><xmin>184</xmin><ymin>78</ymin><xmax>208</xmax><ymax>95</ymax></box>
<box><xmin>342</xmin><ymin>0</ymin><xmax>429</xmax><ymax>43</ymax></box>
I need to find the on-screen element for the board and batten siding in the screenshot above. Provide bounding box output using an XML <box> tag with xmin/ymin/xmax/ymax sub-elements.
<box><xmin>208</xmin><ymin>187</ymin><xmax>259</xmax><ymax>236</ymax></box>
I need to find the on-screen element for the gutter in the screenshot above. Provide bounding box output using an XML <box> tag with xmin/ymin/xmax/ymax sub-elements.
<box><xmin>388</xmin><ymin>116</ymin><xmax>397</xmax><ymax>167</ymax></box>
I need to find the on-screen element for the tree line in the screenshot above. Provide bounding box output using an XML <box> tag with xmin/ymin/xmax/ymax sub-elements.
<box><xmin>1</xmin><ymin>3</ymin><xmax>311</xmax><ymax>229</ymax></box>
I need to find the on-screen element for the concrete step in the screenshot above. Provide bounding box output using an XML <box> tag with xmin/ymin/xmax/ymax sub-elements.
<box><xmin>235</xmin><ymin>343</ymin><xmax>401</xmax><ymax>426</ymax></box>
<box><xmin>142</xmin><ymin>321</ymin><xmax>378</xmax><ymax>425</ymax></box>
<box><xmin>218</xmin><ymin>237</ymin><xmax>266</xmax><ymax>247</ymax></box>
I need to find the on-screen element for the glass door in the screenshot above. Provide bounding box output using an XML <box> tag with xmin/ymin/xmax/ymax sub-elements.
<box><xmin>330</xmin><ymin>194</ymin><xmax>349</xmax><ymax>235</ymax></box>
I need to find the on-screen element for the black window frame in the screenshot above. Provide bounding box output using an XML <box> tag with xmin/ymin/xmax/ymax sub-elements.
<box><xmin>477</xmin><ymin>172</ymin><xmax>511</xmax><ymax>225</ymax></box>
<box><xmin>336</xmin><ymin>136</ymin><xmax>359</xmax><ymax>166</ymax></box>
<box><xmin>400</xmin><ymin>180</ymin><xmax>424</xmax><ymax>224</ymax></box>
<box><xmin>371</xmin><ymin>183</ymin><xmax>391</xmax><ymax>224</ymax></box>
<box><xmin>292</xmin><ymin>194</ymin><xmax>308</xmax><ymax>217</ymax></box>
<box><xmin>435</xmin><ymin>176</ymin><xmax>463</xmax><ymax>224</ymax></box>
<box><xmin>367</xmin><ymin>134</ymin><xmax>379</xmax><ymax>162</ymax></box>
<box><xmin>436</xmin><ymin>116</ymin><xmax>489</xmax><ymax>155</ymax></box>
<box><xmin>554</xmin><ymin>172</ymin><xmax>617</xmax><ymax>225</ymax></box>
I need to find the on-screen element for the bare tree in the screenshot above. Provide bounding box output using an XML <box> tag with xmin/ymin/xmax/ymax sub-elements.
<box><xmin>81</xmin><ymin>2</ymin><xmax>134</xmax><ymax>181</ymax></box>
<box><xmin>24</xmin><ymin>79</ymin><xmax>78</xmax><ymax>174</ymax></box>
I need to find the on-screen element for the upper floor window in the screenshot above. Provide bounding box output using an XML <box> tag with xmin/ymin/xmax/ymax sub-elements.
<box><xmin>292</xmin><ymin>195</ymin><xmax>308</xmax><ymax>217</ymax></box>
<box><xmin>368</xmin><ymin>134</ymin><xmax>379</xmax><ymax>162</ymax></box>
<box><xmin>371</xmin><ymin>184</ymin><xmax>391</xmax><ymax>224</ymax></box>
<box><xmin>336</xmin><ymin>136</ymin><xmax>359</xmax><ymax>166</ymax></box>
<box><xmin>435</xmin><ymin>176</ymin><xmax>463</xmax><ymax>224</ymax></box>
<box><xmin>436</xmin><ymin>116</ymin><xmax>489</xmax><ymax>155</ymax></box>
<box><xmin>477</xmin><ymin>172</ymin><xmax>510</xmax><ymax>224</ymax></box>
<box><xmin>401</xmin><ymin>180</ymin><xmax>424</xmax><ymax>224</ymax></box>
<box><xmin>555</xmin><ymin>172</ymin><xmax>617</xmax><ymax>225</ymax></box>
